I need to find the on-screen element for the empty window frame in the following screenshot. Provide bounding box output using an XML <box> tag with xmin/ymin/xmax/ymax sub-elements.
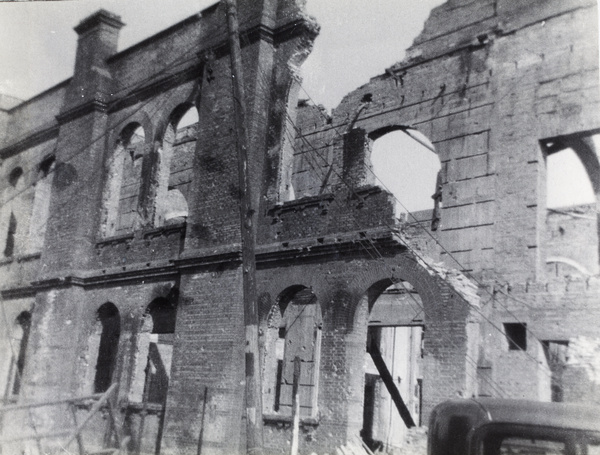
<box><xmin>130</xmin><ymin>295</ymin><xmax>177</xmax><ymax>406</ymax></box>
<box><xmin>102</xmin><ymin>124</ymin><xmax>146</xmax><ymax>237</ymax></box>
<box><xmin>155</xmin><ymin>105</ymin><xmax>197</xmax><ymax>226</ymax></box>
<box><xmin>504</xmin><ymin>323</ymin><xmax>527</xmax><ymax>351</ymax></box>
<box><xmin>28</xmin><ymin>155</ymin><xmax>56</xmax><ymax>253</ymax></box>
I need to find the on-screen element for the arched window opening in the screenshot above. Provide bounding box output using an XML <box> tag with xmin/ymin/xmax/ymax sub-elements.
<box><xmin>145</xmin><ymin>297</ymin><xmax>176</xmax><ymax>404</ymax></box>
<box><xmin>371</xmin><ymin>129</ymin><xmax>440</xmax><ymax>222</ymax></box>
<box><xmin>176</xmin><ymin>107</ymin><xmax>199</xmax><ymax>132</ymax></box>
<box><xmin>155</xmin><ymin>106</ymin><xmax>197</xmax><ymax>226</ymax></box>
<box><xmin>8</xmin><ymin>311</ymin><xmax>31</xmax><ymax>397</ymax></box>
<box><xmin>3</xmin><ymin>212</ymin><xmax>16</xmax><ymax>258</ymax></box>
<box><xmin>8</xmin><ymin>167</ymin><xmax>23</xmax><ymax>187</ymax></box>
<box><xmin>118</xmin><ymin>125</ymin><xmax>145</xmax><ymax>233</ymax></box>
<box><xmin>28</xmin><ymin>155</ymin><xmax>56</xmax><ymax>253</ymax></box>
<box><xmin>130</xmin><ymin>294</ymin><xmax>178</xmax><ymax>406</ymax></box>
<box><xmin>102</xmin><ymin>123</ymin><xmax>146</xmax><ymax>237</ymax></box>
<box><xmin>163</xmin><ymin>189</ymin><xmax>189</xmax><ymax>225</ymax></box>
<box><xmin>544</xmin><ymin>134</ymin><xmax>600</xmax><ymax>277</ymax></box>
<box><xmin>546</xmin><ymin>149</ymin><xmax>595</xmax><ymax>209</ymax></box>
<box><xmin>263</xmin><ymin>287</ymin><xmax>322</xmax><ymax>418</ymax></box>
<box><xmin>93</xmin><ymin>303</ymin><xmax>121</xmax><ymax>394</ymax></box>
<box><xmin>361</xmin><ymin>280</ymin><xmax>424</xmax><ymax>452</ymax></box>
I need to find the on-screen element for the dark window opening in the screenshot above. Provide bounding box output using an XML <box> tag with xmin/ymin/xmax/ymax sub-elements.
<box><xmin>143</xmin><ymin>295</ymin><xmax>178</xmax><ymax>404</ymax></box>
<box><xmin>504</xmin><ymin>323</ymin><xmax>527</xmax><ymax>351</ymax></box>
<box><xmin>4</xmin><ymin>212</ymin><xmax>17</xmax><ymax>258</ymax></box>
<box><xmin>39</xmin><ymin>155</ymin><xmax>56</xmax><ymax>177</ymax></box>
<box><xmin>94</xmin><ymin>303</ymin><xmax>121</xmax><ymax>394</ymax></box>
<box><xmin>148</xmin><ymin>297</ymin><xmax>177</xmax><ymax>334</ymax></box>
<box><xmin>8</xmin><ymin>167</ymin><xmax>23</xmax><ymax>187</ymax></box>
<box><xmin>12</xmin><ymin>311</ymin><xmax>31</xmax><ymax>396</ymax></box>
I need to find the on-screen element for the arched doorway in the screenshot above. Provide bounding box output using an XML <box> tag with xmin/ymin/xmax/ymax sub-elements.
<box><xmin>262</xmin><ymin>286</ymin><xmax>322</xmax><ymax>419</ymax></box>
<box><xmin>360</xmin><ymin>280</ymin><xmax>424</xmax><ymax>451</ymax></box>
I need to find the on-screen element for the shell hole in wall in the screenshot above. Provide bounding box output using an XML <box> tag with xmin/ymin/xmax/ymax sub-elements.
<box><xmin>371</xmin><ymin>130</ymin><xmax>440</xmax><ymax>217</ymax></box>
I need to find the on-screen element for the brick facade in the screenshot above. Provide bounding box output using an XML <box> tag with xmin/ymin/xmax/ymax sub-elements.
<box><xmin>0</xmin><ymin>0</ymin><xmax>599</xmax><ymax>454</ymax></box>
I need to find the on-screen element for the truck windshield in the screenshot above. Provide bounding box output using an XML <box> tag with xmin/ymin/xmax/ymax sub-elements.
<box><xmin>478</xmin><ymin>426</ymin><xmax>600</xmax><ymax>455</ymax></box>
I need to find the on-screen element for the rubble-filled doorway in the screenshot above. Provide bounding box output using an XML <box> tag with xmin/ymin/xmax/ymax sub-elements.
<box><xmin>361</xmin><ymin>281</ymin><xmax>424</xmax><ymax>452</ymax></box>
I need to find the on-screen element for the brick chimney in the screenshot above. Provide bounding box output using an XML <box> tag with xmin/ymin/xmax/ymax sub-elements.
<box><xmin>61</xmin><ymin>9</ymin><xmax>124</xmax><ymax>117</ymax></box>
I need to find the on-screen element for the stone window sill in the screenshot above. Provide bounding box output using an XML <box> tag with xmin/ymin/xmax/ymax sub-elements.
<box><xmin>96</xmin><ymin>232</ymin><xmax>135</xmax><ymax>247</ymax></box>
<box><xmin>0</xmin><ymin>252</ymin><xmax>41</xmax><ymax>266</ymax></box>
<box><xmin>263</xmin><ymin>413</ymin><xmax>319</xmax><ymax>427</ymax></box>
<box><xmin>123</xmin><ymin>401</ymin><xmax>165</xmax><ymax>415</ymax></box>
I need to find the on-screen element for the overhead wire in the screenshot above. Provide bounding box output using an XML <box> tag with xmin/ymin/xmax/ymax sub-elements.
<box><xmin>294</xmin><ymin>64</ymin><xmax>558</xmax><ymax>348</ymax></box>
<box><xmin>245</xmin><ymin>50</ymin><xmax>551</xmax><ymax>383</ymax></box>
<box><xmin>290</xmin><ymin>59</ymin><xmax>553</xmax><ymax>359</ymax></box>
<box><xmin>246</xmin><ymin>56</ymin><xmax>514</xmax><ymax>397</ymax></box>
<box><xmin>0</xmin><ymin>5</ymin><xmax>552</xmax><ymax>415</ymax></box>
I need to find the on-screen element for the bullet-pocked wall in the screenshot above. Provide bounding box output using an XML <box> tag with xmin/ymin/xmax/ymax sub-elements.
<box><xmin>0</xmin><ymin>0</ymin><xmax>598</xmax><ymax>454</ymax></box>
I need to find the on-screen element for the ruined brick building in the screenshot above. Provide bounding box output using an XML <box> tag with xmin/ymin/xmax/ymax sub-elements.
<box><xmin>0</xmin><ymin>0</ymin><xmax>599</xmax><ymax>454</ymax></box>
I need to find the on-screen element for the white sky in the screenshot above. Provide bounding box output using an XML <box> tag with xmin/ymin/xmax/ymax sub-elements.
<box><xmin>0</xmin><ymin>0</ymin><xmax>443</xmax><ymax>107</ymax></box>
<box><xmin>0</xmin><ymin>0</ymin><xmax>591</xmax><ymax>212</ymax></box>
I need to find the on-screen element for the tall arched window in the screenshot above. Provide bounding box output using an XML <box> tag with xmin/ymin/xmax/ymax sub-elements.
<box><xmin>155</xmin><ymin>105</ymin><xmax>197</xmax><ymax>226</ymax></box>
<box><xmin>130</xmin><ymin>293</ymin><xmax>178</xmax><ymax>405</ymax></box>
<box><xmin>93</xmin><ymin>303</ymin><xmax>121</xmax><ymax>394</ymax></box>
<box><xmin>28</xmin><ymin>155</ymin><xmax>56</xmax><ymax>253</ymax></box>
<box><xmin>102</xmin><ymin>123</ymin><xmax>146</xmax><ymax>237</ymax></box>
<box><xmin>543</xmin><ymin>134</ymin><xmax>600</xmax><ymax>277</ymax></box>
<box><xmin>263</xmin><ymin>287</ymin><xmax>322</xmax><ymax>418</ymax></box>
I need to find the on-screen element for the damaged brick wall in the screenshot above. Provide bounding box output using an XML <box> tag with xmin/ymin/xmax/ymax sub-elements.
<box><xmin>286</xmin><ymin>0</ymin><xmax>600</xmax><ymax>420</ymax></box>
<box><xmin>0</xmin><ymin>0</ymin><xmax>598</xmax><ymax>454</ymax></box>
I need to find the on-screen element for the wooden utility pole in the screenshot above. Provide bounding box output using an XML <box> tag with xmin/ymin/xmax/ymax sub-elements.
<box><xmin>290</xmin><ymin>357</ymin><xmax>301</xmax><ymax>455</ymax></box>
<box><xmin>223</xmin><ymin>1</ymin><xmax>264</xmax><ymax>454</ymax></box>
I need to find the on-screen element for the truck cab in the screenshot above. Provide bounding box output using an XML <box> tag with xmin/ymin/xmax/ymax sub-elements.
<box><xmin>428</xmin><ymin>398</ymin><xmax>600</xmax><ymax>455</ymax></box>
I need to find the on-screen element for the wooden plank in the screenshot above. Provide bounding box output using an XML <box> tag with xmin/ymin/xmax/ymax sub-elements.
<box><xmin>368</xmin><ymin>343</ymin><xmax>415</xmax><ymax>428</ymax></box>
<box><xmin>0</xmin><ymin>391</ymin><xmax>107</xmax><ymax>412</ymax></box>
